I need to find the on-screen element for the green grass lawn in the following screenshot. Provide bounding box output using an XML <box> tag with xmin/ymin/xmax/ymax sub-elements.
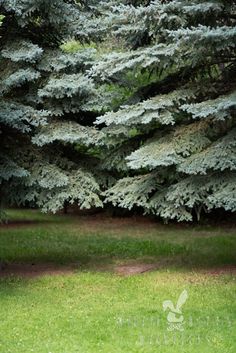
<box><xmin>0</xmin><ymin>209</ymin><xmax>235</xmax><ymax>353</ymax></box>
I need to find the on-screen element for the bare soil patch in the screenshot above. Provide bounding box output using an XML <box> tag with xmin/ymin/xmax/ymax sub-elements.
<box><xmin>0</xmin><ymin>261</ymin><xmax>159</xmax><ymax>278</ymax></box>
<box><xmin>204</xmin><ymin>265</ymin><xmax>236</xmax><ymax>276</ymax></box>
<box><xmin>0</xmin><ymin>263</ymin><xmax>77</xmax><ymax>278</ymax></box>
<box><xmin>0</xmin><ymin>220</ymin><xmax>49</xmax><ymax>228</ymax></box>
<box><xmin>115</xmin><ymin>263</ymin><xmax>158</xmax><ymax>276</ymax></box>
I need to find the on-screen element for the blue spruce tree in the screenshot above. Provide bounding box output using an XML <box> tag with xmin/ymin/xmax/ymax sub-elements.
<box><xmin>0</xmin><ymin>0</ymin><xmax>105</xmax><ymax>215</ymax></box>
<box><xmin>91</xmin><ymin>0</ymin><xmax>236</xmax><ymax>221</ymax></box>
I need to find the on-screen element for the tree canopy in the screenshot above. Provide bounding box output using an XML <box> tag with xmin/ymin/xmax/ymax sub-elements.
<box><xmin>0</xmin><ymin>0</ymin><xmax>103</xmax><ymax>213</ymax></box>
<box><xmin>0</xmin><ymin>0</ymin><xmax>235</xmax><ymax>221</ymax></box>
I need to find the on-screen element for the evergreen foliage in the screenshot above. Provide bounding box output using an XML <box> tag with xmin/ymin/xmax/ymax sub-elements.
<box><xmin>93</xmin><ymin>0</ymin><xmax>236</xmax><ymax>221</ymax></box>
<box><xmin>1</xmin><ymin>0</ymin><xmax>236</xmax><ymax>222</ymax></box>
<box><xmin>0</xmin><ymin>0</ymin><xmax>103</xmax><ymax>213</ymax></box>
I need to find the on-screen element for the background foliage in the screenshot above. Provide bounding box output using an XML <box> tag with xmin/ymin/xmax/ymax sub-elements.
<box><xmin>0</xmin><ymin>0</ymin><xmax>235</xmax><ymax>222</ymax></box>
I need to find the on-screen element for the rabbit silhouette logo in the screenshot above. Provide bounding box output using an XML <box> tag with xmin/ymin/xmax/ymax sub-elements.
<box><xmin>163</xmin><ymin>290</ymin><xmax>188</xmax><ymax>331</ymax></box>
